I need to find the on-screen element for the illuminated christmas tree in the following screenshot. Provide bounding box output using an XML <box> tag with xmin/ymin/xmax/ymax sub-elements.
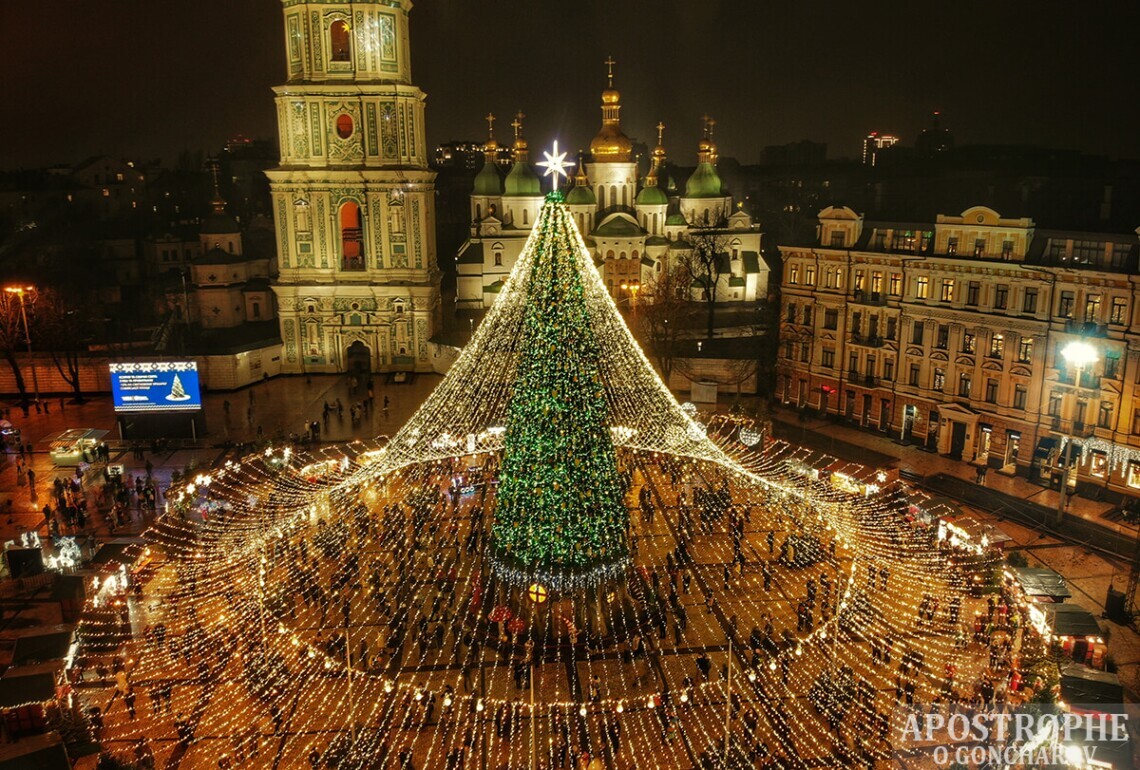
<box><xmin>489</xmin><ymin>191</ymin><xmax>629</xmax><ymax>585</ymax></box>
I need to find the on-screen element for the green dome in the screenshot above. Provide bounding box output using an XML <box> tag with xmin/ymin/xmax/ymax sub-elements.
<box><xmin>565</xmin><ymin>183</ymin><xmax>596</xmax><ymax>206</ymax></box>
<box><xmin>684</xmin><ymin>162</ymin><xmax>722</xmax><ymax>198</ymax></box>
<box><xmin>664</xmin><ymin>212</ymin><xmax>687</xmax><ymax>226</ymax></box>
<box><xmin>473</xmin><ymin>161</ymin><xmax>502</xmax><ymax>196</ymax></box>
<box><xmin>503</xmin><ymin>161</ymin><xmax>541</xmax><ymax>197</ymax></box>
<box><xmin>635</xmin><ymin>185</ymin><xmax>668</xmax><ymax>206</ymax></box>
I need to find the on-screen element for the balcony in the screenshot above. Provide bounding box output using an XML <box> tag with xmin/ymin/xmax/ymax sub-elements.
<box><xmin>850</xmin><ymin>333</ymin><xmax>884</xmax><ymax>348</ymax></box>
<box><xmin>341</xmin><ymin>255</ymin><xmax>366</xmax><ymax>272</ymax></box>
<box><xmin>1050</xmin><ymin>416</ymin><xmax>1097</xmax><ymax>438</ymax></box>
<box><xmin>1057</xmin><ymin>370</ymin><xmax>1101</xmax><ymax>391</ymax></box>
<box><xmin>863</xmin><ymin>374</ymin><xmax>877</xmax><ymax>387</ymax></box>
<box><xmin>851</xmin><ymin>289</ymin><xmax>887</xmax><ymax>307</ymax></box>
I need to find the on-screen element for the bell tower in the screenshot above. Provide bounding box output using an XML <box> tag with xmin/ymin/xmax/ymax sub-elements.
<box><xmin>269</xmin><ymin>0</ymin><xmax>440</xmax><ymax>374</ymax></box>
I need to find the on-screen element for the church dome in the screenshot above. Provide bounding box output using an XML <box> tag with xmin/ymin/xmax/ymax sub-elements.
<box><xmin>635</xmin><ymin>185</ymin><xmax>668</xmax><ymax>206</ymax></box>
<box><xmin>473</xmin><ymin>160</ymin><xmax>502</xmax><ymax>196</ymax></box>
<box><xmin>504</xmin><ymin>161</ymin><xmax>541</xmax><ymax>197</ymax></box>
<box><xmin>566</xmin><ymin>183</ymin><xmax>597</xmax><ymax>206</ymax></box>
<box><xmin>590</xmin><ymin>126</ymin><xmax>632</xmax><ymax>162</ymax></box>
<box><xmin>601</xmin><ymin>88</ymin><xmax>620</xmax><ymax>105</ymax></box>
<box><xmin>684</xmin><ymin>162</ymin><xmax>723</xmax><ymax>199</ymax></box>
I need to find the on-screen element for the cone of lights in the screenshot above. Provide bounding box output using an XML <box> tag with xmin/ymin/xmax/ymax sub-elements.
<box><xmin>75</xmin><ymin>185</ymin><xmax>1001</xmax><ymax>770</ymax></box>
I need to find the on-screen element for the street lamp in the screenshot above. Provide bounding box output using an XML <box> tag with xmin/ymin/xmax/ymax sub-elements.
<box><xmin>4</xmin><ymin>286</ymin><xmax>39</xmax><ymax>410</ymax></box>
<box><xmin>619</xmin><ymin>279</ymin><xmax>640</xmax><ymax>310</ymax></box>
<box><xmin>1055</xmin><ymin>340</ymin><xmax>1097</xmax><ymax>525</ymax></box>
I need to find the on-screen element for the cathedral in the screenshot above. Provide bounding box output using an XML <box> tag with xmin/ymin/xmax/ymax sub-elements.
<box><xmin>456</xmin><ymin>63</ymin><xmax>767</xmax><ymax>310</ymax></box>
<box><xmin>269</xmin><ymin>0</ymin><xmax>440</xmax><ymax>375</ymax></box>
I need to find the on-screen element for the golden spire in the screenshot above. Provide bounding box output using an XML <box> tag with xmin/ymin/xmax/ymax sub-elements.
<box><xmin>511</xmin><ymin>110</ymin><xmax>528</xmax><ymax>161</ymax></box>
<box><xmin>707</xmin><ymin>117</ymin><xmax>719</xmax><ymax>163</ymax></box>
<box><xmin>574</xmin><ymin>150</ymin><xmax>590</xmax><ymax>186</ymax></box>
<box><xmin>483</xmin><ymin>112</ymin><xmax>498</xmax><ymax>154</ymax></box>
<box><xmin>647</xmin><ymin>122</ymin><xmax>666</xmax><ymax>186</ymax></box>
<box><xmin>697</xmin><ymin>115</ymin><xmax>714</xmax><ymax>163</ymax></box>
<box><xmin>590</xmin><ymin>57</ymin><xmax>632</xmax><ymax>162</ymax></box>
<box><xmin>206</xmin><ymin>157</ymin><xmax>226</xmax><ymax>214</ymax></box>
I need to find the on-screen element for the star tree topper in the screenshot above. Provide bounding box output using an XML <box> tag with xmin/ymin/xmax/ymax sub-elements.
<box><xmin>537</xmin><ymin>140</ymin><xmax>575</xmax><ymax>192</ymax></box>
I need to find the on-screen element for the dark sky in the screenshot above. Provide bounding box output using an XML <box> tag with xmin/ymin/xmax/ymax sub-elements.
<box><xmin>2</xmin><ymin>1</ymin><xmax>1137</xmax><ymax>170</ymax></box>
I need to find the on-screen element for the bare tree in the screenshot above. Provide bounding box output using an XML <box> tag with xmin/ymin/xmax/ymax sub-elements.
<box><xmin>634</xmin><ymin>265</ymin><xmax>692</xmax><ymax>383</ymax></box>
<box><xmin>680</xmin><ymin>229</ymin><xmax>730</xmax><ymax>339</ymax></box>
<box><xmin>0</xmin><ymin>292</ymin><xmax>31</xmax><ymax>411</ymax></box>
<box><xmin>35</xmin><ymin>287</ymin><xmax>93</xmax><ymax>404</ymax></box>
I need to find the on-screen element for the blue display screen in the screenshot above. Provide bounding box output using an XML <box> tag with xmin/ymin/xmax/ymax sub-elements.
<box><xmin>109</xmin><ymin>362</ymin><xmax>202</xmax><ymax>413</ymax></box>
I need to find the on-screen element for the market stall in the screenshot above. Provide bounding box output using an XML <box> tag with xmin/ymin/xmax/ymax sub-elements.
<box><xmin>1014</xmin><ymin>567</ymin><xmax>1072</xmax><ymax>603</ymax></box>
<box><xmin>1028</xmin><ymin>603</ymin><xmax>1107</xmax><ymax>669</ymax></box>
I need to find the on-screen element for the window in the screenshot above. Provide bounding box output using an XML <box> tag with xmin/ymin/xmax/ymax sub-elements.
<box><xmin>1104</xmin><ymin>352</ymin><xmax>1120</xmax><ymax>380</ymax></box>
<box><xmin>804</xmin><ymin>265</ymin><xmax>816</xmax><ymax>285</ymax></box>
<box><xmin>330</xmin><ymin>19</ymin><xmax>352</xmax><ymax>62</ymax></box>
<box><xmin>886</xmin><ymin>317</ymin><xmax>897</xmax><ymax>340</ymax></box>
<box><xmin>892</xmin><ymin>231</ymin><xmax>915</xmax><ymax>252</ymax></box>
<box><xmin>1111</xmin><ymin>243</ymin><xmax>1131</xmax><ymax>268</ymax></box>
<box><xmin>966</xmin><ymin>282</ymin><xmax>980</xmax><ymax>306</ymax></box>
<box><xmin>830</xmin><ymin>231</ymin><xmax>845</xmax><ymax>247</ymax></box>
<box><xmin>989</xmin><ymin>334</ymin><xmax>1004</xmax><ymax>359</ymax></box>
<box><xmin>958</xmin><ymin>373</ymin><xmax>972</xmax><ymax>397</ymax></box>
<box><xmin>932</xmin><ymin>368</ymin><xmax>945</xmax><ymax>392</ymax></box>
<box><xmin>1091</xmin><ymin>452</ymin><xmax>1108</xmax><ymax>479</ymax></box>
<box><xmin>1058</xmin><ymin>291</ymin><xmax>1074</xmax><ymax>318</ymax></box>
<box><xmin>252</xmin><ymin>301</ymin><xmax>261</xmax><ymax>319</ymax></box>
<box><xmin>1013</xmin><ymin>384</ymin><xmax>1027</xmax><ymax>410</ymax></box>
<box><xmin>1111</xmin><ymin>297</ymin><xmax>1128</xmax><ymax>325</ymax></box>
<box><xmin>920</xmin><ymin>231</ymin><xmax>933</xmax><ymax>251</ymax></box>
<box><xmin>1001</xmin><ymin>240</ymin><xmax>1014</xmax><ymax>259</ymax></box>
<box><xmin>1048</xmin><ymin>393</ymin><xmax>1062</xmax><ymax>417</ymax></box>
<box><xmin>1099</xmin><ymin>401</ymin><xmax>1113</xmax><ymax>429</ymax></box>
<box><xmin>802</xmin><ymin>306</ymin><xmax>813</xmax><ymax>325</ymax></box>
<box><xmin>940</xmin><ymin>279</ymin><xmax>954</xmax><ymax>302</ymax></box>
<box><xmin>889</xmin><ymin>273</ymin><xmax>902</xmax><ymax>296</ymax></box>
<box><xmin>786</xmin><ymin>303</ymin><xmax>797</xmax><ymax>323</ymax></box>
<box><xmin>851</xmin><ymin>312</ymin><xmax>862</xmax><ymax>336</ymax></box>
<box><xmin>1084</xmin><ymin>295</ymin><xmax>1102</xmax><ymax>324</ymax></box>
<box><xmin>947</xmin><ymin>236</ymin><xmax>959</xmax><ymax>255</ymax></box>
<box><xmin>853</xmin><ymin>270</ymin><xmax>865</xmax><ymax>291</ymax></box>
<box><xmin>789</xmin><ymin>265</ymin><xmax>799</xmax><ymax>285</ymax></box>
<box><xmin>848</xmin><ymin>352</ymin><xmax>858</xmax><ymax>376</ymax></box>
<box><xmin>916</xmin><ymin>276</ymin><xmax>929</xmax><ymax>299</ymax></box>
<box><xmin>911</xmin><ymin>321</ymin><xmax>925</xmax><ymax>345</ymax></box>
<box><xmin>936</xmin><ymin>325</ymin><xmax>949</xmax><ymax>350</ymax></box>
<box><xmin>800</xmin><ymin>343</ymin><xmax>810</xmax><ymax>363</ymax></box>
<box><xmin>783</xmin><ymin>341</ymin><xmax>793</xmax><ymax>359</ymax></box>
<box><xmin>1023</xmin><ymin>288</ymin><xmax>1038</xmax><ymax>313</ymax></box>
<box><xmin>994</xmin><ymin>284</ymin><xmax>1008</xmax><ymax>310</ymax></box>
<box><xmin>1128</xmin><ymin>461</ymin><xmax>1140</xmax><ymax>490</ymax></box>
<box><xmin>871</xmin><ymin>272</ymin><xmax>883</xmax><ymax>295</ymax></box>
<box><xmin>909</xmin><ymin>364</ymin><xmax>921</xmax><ymax>386</ymax></box>
<box><xmin>821</xmin><ymin>348</ymin><xmax>835</xmax><ymax>369</ymax></box>
<box><xmin>339</xmin><ymin>201</ymin><xmax>365</xmax><ymax>270</ymax></box>
<box><xmin>1018</xmin><ymin>337</ymin><xmax>1033</xmax><ymax>363</ymax></box>
<box><xmin>884</xmin><ymin>359</ymin><xmax>894</xmax><ymax>381</ymax></box>
<box><xmin>1073</xmin><ymin>240</ymin><xmax>1102</xmax><ymax>264</ymax></box>
<box><xmin>1134</xmin><ymin>409</ymin><xmax>1140</xmax><ymax>435</ymax></box>
<box><xmin>873</xmin><ymin>233</ymin><xmax>886</xmax><ymax>250</ymax></box>
<box><xmin>335</xmin><ymin>114</ymin><xmax>354</xmax><ymax>139</ymax></box>
<box><xmin>824</xmin><ymin>309</ymin><xmax>838</xmax><ymax>330</ymax></box>
<box><xmin>973</xmin><ymin>238</ymin><xmax>986</xmax><ymax>258</ymax></box>
<box><xmin>824</xmin><ymin>268</ymin><xmax>840</xmax><ymax>289</ymax></box>
<box><xmin>985</xmin><ymin>379</ymin><xmax>998</xmax><ymax>403</ymax></box>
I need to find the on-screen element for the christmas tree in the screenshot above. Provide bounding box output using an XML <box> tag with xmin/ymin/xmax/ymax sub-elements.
<box><xmin>167</xmin><ymin>374</ymin><xmax>189</xmax><ymax>401</ymax></box>
<box><xmin>490</xmin><ymin>192</ymin><xmax>629</xmax><ymax>586</ymax></box>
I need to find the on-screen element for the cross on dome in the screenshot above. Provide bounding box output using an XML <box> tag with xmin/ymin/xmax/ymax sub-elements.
<box><xmin>604</xmin><ymin>55</ymin><xmax>616</xmax><ymax>87</ymax></box>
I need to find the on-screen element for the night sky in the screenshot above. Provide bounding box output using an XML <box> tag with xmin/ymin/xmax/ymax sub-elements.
<box><xmin>2</xmin><ymin>0</ymin><xmax>1137</xmax><ymax>170</ymax></box>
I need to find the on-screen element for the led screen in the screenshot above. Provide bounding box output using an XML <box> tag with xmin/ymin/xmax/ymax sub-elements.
<box><xmin>110</xmin><ymin>361</ymin><xmax>202</xmax><ymax>413</ymax></box>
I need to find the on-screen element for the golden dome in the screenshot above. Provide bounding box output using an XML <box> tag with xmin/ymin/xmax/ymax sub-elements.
<box><xmin>602</xmin><ymin>88</ymin><xmax>621</xmax><ymax>105</ymax></box>
<box><xmin>590</xmin><ymin>126</ymin><xmax>632</xmax><ymax>162</ymax></box>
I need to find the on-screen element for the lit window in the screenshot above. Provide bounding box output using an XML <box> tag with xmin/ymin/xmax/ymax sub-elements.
<box><xmin>330</xmin><ymin>20</ymin><xmax>351</xmax><ymax>62</ymax></box>
<box><xmin>940</xmin><ymin>279</ymin><xmax>954</xmax><ymax>302</ymax></box>
<box><xmin>915</xmin><ymin>276</ymin><xmax>929</xmax><ymax>299</ymax></box>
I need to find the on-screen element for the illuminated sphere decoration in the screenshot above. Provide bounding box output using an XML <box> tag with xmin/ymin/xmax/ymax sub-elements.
<box><xmin>76</xmin><ymin>191</ymin><xmax>1002</xmax><ymax>770</ymax></box>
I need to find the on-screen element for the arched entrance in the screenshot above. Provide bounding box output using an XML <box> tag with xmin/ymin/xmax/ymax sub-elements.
<box><xmin>345</xmin><ymin>340</ymin><xmax>372</xmax><ymax>374</ymax></box>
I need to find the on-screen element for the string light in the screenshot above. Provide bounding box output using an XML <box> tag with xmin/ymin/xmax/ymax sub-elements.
<box><xmin>75</xmin><ymin>190</ymin><xmax>1021</xmax><ymax>769</ymax></box>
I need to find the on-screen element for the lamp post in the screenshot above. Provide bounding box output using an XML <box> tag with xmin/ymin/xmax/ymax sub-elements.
<box><xmin>1055</xmin><ymin>340</ymin><xmax>1097</xmax><ymax>525</ymax></box>
<box><xmin>4</xmin><ymin>286</ymin><xmax>39</xmax><ymax>410</ymax></box>
<box><xmin>619</xmin><ymin>280</ymin><xmax>640</xmax><ymax>312</ymax></box>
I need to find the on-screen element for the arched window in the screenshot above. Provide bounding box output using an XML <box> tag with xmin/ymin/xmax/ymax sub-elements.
<box><xmin>611</xmin><ymin>185</ymin><xmax>618</xmax><ymax>207</ymax></box>
<box><xmin>340</xmin><ymin>201</ymin><xmax>364</xmax><ymax>271</ymax></box>
<box><xmin>330</xmin><ymin>20</ymin><xmax>351</xmax><ymax>62</ymax></box>
<box><xmin>653</xmin><ymin>213</ymin><xmax>659</xmax><ymax>232</ymax></box>
<box><xmin>475</xmin><ymin>203</ymin><xmax>481</xmax><ymax>220</ymax></box>
<box><xmin>598</xmin><ymin>187</ymin><xmax>605</xmax><ymax>209</ymax></box>
<box><xmin>523</xmin><ymin>209</ymin><xmax>528</xmax><ymax>225</ymax></box>
<box><xmin>606</xmin><ymin>249</ymin><xmax>615</xmax><ymax>260</ymax></box>
<box><xmin>632</xmin><ymin>250</ymin><xmax>639</xmax><ymax>261</ymax></box>
<box><xmin>493</xmin><ymin>242</ymin><xmax>504</xmax><ymax>267</ymax></box>
<box><xmin>620</xmin><ymin>251</ymin><xmax>627</xmax><ymax>260</ymax></box>
<box><xmin>294</xmin><ymin>199</ymin><xmax>311</xmax><ymax>232</ymax></box>
<box><xmin>622</xmin><ymin>186</ymin><xmax>628</xmax><ymax>207</ymax></box>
